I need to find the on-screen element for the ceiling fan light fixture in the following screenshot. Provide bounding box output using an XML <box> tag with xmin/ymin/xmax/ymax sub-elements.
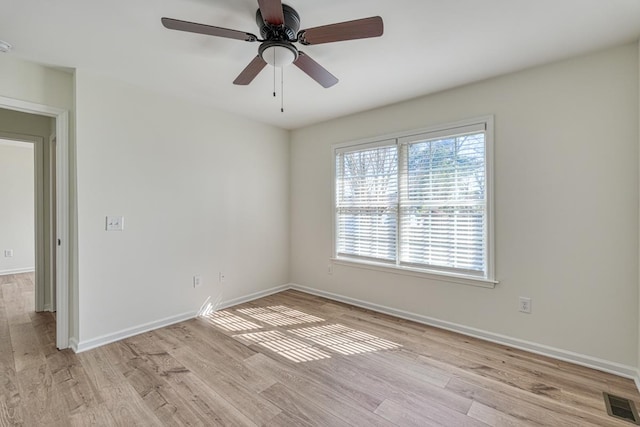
<box><xmin>259</xmin><ymin>41</ymin><xmax>298</xmax><ymax>67</ymax></box>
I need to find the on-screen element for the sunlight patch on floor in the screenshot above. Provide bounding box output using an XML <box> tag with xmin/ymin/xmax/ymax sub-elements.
<box><xmin>217</xmin><ymin>306</ymin><xmax>400</xmax><ymax>362</ymax></box>
<box><xmin>233</xmin><ymin>330</ymin><xmax>331</xmax><ymax>363</ymax></box>
<box><xmin>237</xmin><ymin>305</ymin><xmax>324</xmax><ymax>326</ymax></box>
<box><xmin>290</xmin><ymin>324</ymin><xmax>402</xmax><ymax>355</ymax></box>
<box><xmin>205</xmin><ymin>310</ymin><xmax>263</xmax><ymax>332</ymax></box>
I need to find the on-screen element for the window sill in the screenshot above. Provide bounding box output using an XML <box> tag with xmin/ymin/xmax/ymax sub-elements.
<box><xmin>330</xmin><ymin>257</ymin><xmax>498</xmax><ymax>289</ymax></box>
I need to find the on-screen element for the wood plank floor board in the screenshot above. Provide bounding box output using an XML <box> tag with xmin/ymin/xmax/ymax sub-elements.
<box><xmin>424</xmin><ymin>351</ymin><xmax>626</xmax><ymax>425</ymax></box>
<box><xmin>1</xmin><ymin>282</ymin><xmax>31</xmax><ymax>327</ymax></box>
<box><xmin>258</xmin><ymin>382</ymin><xmax>351</xmax><ymax>427</ymax></box>
<box><xmin>467</xmin><ymin>401</ymin><xmax>540</xmax><ymax>427</ymax></box>
<box><xmin>67</xmin><ymin>403</ymin><xmax>118</xmax><ymax>427</ymax></box>
<box><xmin>2</xmin><ymin>273</ymin><xmax>640</xmax><ymax>426</ymax></box>
<box><xmin>419</xmin><ymin>323</ymin><xmax>635</xmax><ymax>399</ymax></box>
<box><xmin>0</xmin><ymin>301</ymin><xmax>10</xmax><ymax>343</ymax></box>
<box><xmin>112</xmin><ymin>343</ymin><xmax>209</xmax><ymax>426</ymax></box>
<box><xmin>361</xmin><ymin>319</ymin><xmax>614</xmax><ymax>416</ymax></box>
<box><xmin>77</xmin><ymin>347</ymin><xmax>127</xmax><ymax>392</ymax></box>
<box><xmin>46</xmin><ymin>348</ymin><xmax>103</xmax><ymax>414</ymax></box>
<box><xmin>28</xmin><ymin>312</ymin><xmax>58</xmax><ymax>360</ymax></box>
<box><xmin>244</xmin><ymin>352</ymin><xmax>393</xmax><ymax>426</ymax></box>
<box><xmin>321</xmin><ymin>347</ymin><xmax>475</xmax><ymax>415</ymax></box>
<box><xmin>446</xmin><ymin>375</ymin><xmax>629</xmax><ymax>427</ymax></box>
<box><xmin>108</xmin><ymin>334</ymin><xmax>257</xmax><ymax>427</ymax></box>
<box><xmin>0</xmin><ymin>314</ymin><xmax>15</xmax><ymax>372</ymax></box>
<box><xmin>153</xmin><ymin>326</ymin><xmax>278</xmax><ymax>394</ymax></box>
<box><xmin>99</xmin><ymin>382</ymin><xmax>165</xmax><ymax>427</ymax></box>
<box><xmin>166</xmin><ymin>318</ymin><xmax>257</xmax><ymax>361</ymax></box>
<box><xmin>375</xmin><ymin>397</ymin><xmax>490</xmax><ymax>427</ymax></box>
<box><xmin>15</xmin><ymin>361</ymin><xmax>66</xmax><ymax>425</ymax></box>
<box><xmin>76</xmin><ymin>351</ymin><xmax>167</xmax><ymax>426</ymax></box>
<box><xmin>10</xmin><ymin>321</ymin><xmax>51</xmax><ymax>373</ymax></box>
<box><xmin>0</xmin><ymin>366</ymin><xmax>24</xmax><ymax>427</ymax></box>
<box><xmin>295</xmin><ymin>348</ymin><xmax>474</xmax><ymax>416</ymax></box>
<box><xmin>124</xmin><ymin>332</ymin><xmax>259</xmax><ymax>427</ymax></box>
<box><xmin>295</xmin><ymin>356</ymin><xmax>388</xmax><ymax>413</ymax></box>
<box><xmin>168</xmin><ymin>346</ymin><xmax>282</xmax><ymax>424</ymax></box>
<box><xmin>415</xmin><ymin>326</ymin><xmax>615</xmax><ymax>399</ymax></box>
<box><xmin>358</xmin><ymin>348</ymin><xmax>453</xmax><ymax>388</ymax></box>
<box><xmin>262</xmin><ymin>409</ymin><xmax>316</xmax><ymax>427</ymax></box>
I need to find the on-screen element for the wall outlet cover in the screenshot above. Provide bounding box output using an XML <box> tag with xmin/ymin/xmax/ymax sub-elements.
<box><xmin>106</xmin><ymin>216</ymin><xmax>124</xmax><ymax>231</ymax></box>
<box><xmin>519</xmin><ymin>297</ymin><xmax>532</xmax><ymax>314</ymax></box>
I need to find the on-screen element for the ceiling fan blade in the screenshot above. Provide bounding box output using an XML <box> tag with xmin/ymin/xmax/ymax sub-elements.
<box><xmin>161</xmin><ymin>17</ymin><xmax>257</xmax><ymax>42</ymax></box>
<box><xmin>298</xmin><ymin>16</ymin><xmax>383</xmax><ymax>45</ymax></box>
<box><xmin>233</xmin><ymin>55</ymin><xmax>268</xmax><ymax>85</ymax></box>
<box><xmin>294</xmin><ymin>52</ymin><xmax>338</xmax><ymax>88</ymax></box>
<box><xmin>257</xmin><ymin>0</ymin><xmax>285</xmax><ymax>25</ymax></box>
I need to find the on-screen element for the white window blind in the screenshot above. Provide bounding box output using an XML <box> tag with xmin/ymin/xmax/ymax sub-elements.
<box><xmin>399</xmin><ymin>131</ymin><xmax>486</xmax><ymax>275</ymax></box>
<box><xmin>334</xmin><ymin>120</ymin><xmax>492</xmax><ymax>281</ymax></box>
<box><xmin>335</xmin><ymin>143</ymin><xmax>398</xmax><ymax>263</ymax></box>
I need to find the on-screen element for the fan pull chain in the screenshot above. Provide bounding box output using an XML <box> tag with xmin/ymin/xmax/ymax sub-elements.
<box><xmin>273</xmin><ymin>49</ymin><xmax>276</xmax><ymax>97</ymax></box>
<box><xmin>281</xmin><ymin>66</ymin><xmax>284</xmax><ymax>113</ymax></box>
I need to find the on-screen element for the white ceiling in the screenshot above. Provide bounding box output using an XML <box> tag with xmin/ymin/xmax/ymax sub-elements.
<box><xmin>1</xmin><ymin>0</ymin><xmax>639</xmax><ymax>129</ymax></box>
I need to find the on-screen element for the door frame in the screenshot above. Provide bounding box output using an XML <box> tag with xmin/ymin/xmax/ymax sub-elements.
<box><xmin>0</xmin><ymin>96</ymin><xmax>70</xmax><ymax>349</ymax></box>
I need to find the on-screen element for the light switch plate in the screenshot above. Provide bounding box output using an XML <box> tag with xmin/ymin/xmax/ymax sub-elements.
<box><xmin>193</xmin><ymin>275</ymin><xmax>202</xmax><ymax>288</ymax></box>
<box><xmin>106</xmin><ymin>216</ymin><xmax>124</xmax><ymax>231</ymax></box>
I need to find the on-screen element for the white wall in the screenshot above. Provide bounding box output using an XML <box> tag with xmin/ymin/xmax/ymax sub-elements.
<box><xmin>0</xmin><ymin>142</ymin><xmax>34</xmax><ymax>274</ymax></box>
<box><xmin>0</xmin><ymin>56</ymin><xmax>73</xmax><ymax>109</ymax></box>
<box><xmin>291</xmin><ymin>43</ymin><xmax>639</xmax><ymax>367</ymax></box>
<box><xmin>74</xmin><ymin>70</ymin><xmax>290</xmax><ymax>344</ymax></box>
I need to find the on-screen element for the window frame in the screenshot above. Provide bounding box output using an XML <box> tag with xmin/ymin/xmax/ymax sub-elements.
<box><xmin>331</xmin><ymin>116</ymin><xmax>497</xmax><ymax>288</ymax></box>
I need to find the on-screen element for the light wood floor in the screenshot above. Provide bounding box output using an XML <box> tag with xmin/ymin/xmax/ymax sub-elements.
<box><xmin>2</xmin><ymin>273</ymin><xmax>640</xmax><ymax>426</ymax></box>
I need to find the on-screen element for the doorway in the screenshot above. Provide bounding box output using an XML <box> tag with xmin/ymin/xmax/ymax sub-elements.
<box><xmin>0</xmin><ymin>126</ymin><xmax>53</xmax><ymax>312</ymax></box>
<box><xmin>0</xmin><ymin>97</ymin><xmax>70</xmax><ymax>349</ymax></box>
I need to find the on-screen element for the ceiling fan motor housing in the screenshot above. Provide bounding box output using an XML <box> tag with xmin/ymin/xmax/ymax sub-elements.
<box><xmin>259</xmin><ymin>40</ymin><xmax>298</xmax><ymax>66</ymax></box>
<box><xmin>256</xmin><ymin>4</ymin><xmax>300</xmax><ymax>41</ymax></box>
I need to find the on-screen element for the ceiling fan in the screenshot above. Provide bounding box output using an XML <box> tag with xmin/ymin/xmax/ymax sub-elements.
<box><xmin>161</xmin><ymin>0</ymin><xmax>384</xmax><ymax>88</ymax></box>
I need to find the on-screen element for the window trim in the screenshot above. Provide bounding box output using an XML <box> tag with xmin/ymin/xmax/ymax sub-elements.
<box><xmin>331</xmin><ymin>116</ymin><xmax>496</xmax><ymax>288</ymax></box>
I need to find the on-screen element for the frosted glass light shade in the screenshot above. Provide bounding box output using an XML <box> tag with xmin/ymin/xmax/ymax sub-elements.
<box><xmin>262</xmin><ymin>45</ymin><xmax>296</xmax><ymax>67</ymax></box>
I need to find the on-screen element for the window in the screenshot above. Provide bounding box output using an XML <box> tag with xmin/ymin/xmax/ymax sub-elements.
<box><xmin>333</xmin><ymin>118</ymin><xmax>494</xmax><ymax>285</ymax></box>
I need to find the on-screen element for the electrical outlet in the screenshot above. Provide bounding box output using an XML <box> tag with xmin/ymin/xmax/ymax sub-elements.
<box><xmin>105</xmin><ymin>216</ymin><xmax>124</xmax><ymax>231</ymax></box>
<box><xmin>4</xmin><ymin>249</ymin><xmax>13</xmax><ymax>257</ymax></box>
<box><xmin>219</xmin><ymin>272</ymin><xmax>227</xmax><ymax>283</ymax></box>
<box><xmin>327</xmin><ymin>264</ymin><xmax>333</xmax><ymax>275</ymax></box>
<box><xmin>193</xmin><ymin>275</ymin><xmax>202</xmax><ymax>288</ymax></box>
<box><xmin>519</xmin><ymin>297</ymin><xmax>532</xmax><ymax>314</ymax></box>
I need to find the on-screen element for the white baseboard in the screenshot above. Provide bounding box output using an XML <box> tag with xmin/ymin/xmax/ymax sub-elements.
<box><xmin>0</xmin><ymin>267</ymin><xmax>35</xmax><ymax>276</ymax></box>
<box><xmin>72</xmin><ymin>284</ymin><xmax>291</xmax><ymax>354</ymax></box>
<box><xmin>74</xmin><ymin>310</ymin><xmax>198</xmax><ymax>353</ymax></box>
<box><xmin>289</xmin><ymin>283</ymin><xmax>639</xmax><ymax>382</ymax></box>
